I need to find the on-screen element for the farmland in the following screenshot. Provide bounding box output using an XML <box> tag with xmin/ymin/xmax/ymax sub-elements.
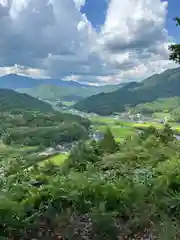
<box><xmin>90</xmin><ymin>114</ymin><xmax>180</xmax><ymax>142</ymax></box>
<box><xmin>38</xmin><ymin>153</ymin><xmax>68</xmax><ymax>167</ymax></box>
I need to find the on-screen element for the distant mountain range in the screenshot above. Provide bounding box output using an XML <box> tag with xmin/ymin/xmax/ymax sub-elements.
<box><xmin>74</xmin><ymin>67</ymin><xmax>180</xmax><ymax>115</ymax></box>
<box><xmin>0</xmin><ymin>74</ymin><xmax>88</xmax><ymax>89</ymax></box>
<box><xmin>0</xmin><ymin>74</ymin><xmax>126</xmax><ymax>102</ymax></box>
<box><xmin>17</xmin><ymin>84</ymin><xmax>126</xmax><ymax>102</ymax></box>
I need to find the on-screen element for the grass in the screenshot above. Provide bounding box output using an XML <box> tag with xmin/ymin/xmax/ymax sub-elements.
<box><xmin>62</xmin><ymin>101</ymin><xmax>75</xmax><ymax>107</ymax></box>
<box><xmin>0</xmin><ymin>144</ymin><xmax>39</xmax><ymax>157</ymax></box>
<box><xmin>38</xmin><ymin>153</ymin><xmax>68</xmax><ymax>167</ymax></box>
<box><xmin>132</xmin><ymin>122</ymin><xmax>163</xmax><ymax>129</ymax></box>
<box><xmin>90</xmin><ymin>116</ymin><xmax>116</xmax><ymax>125</ymax></box>
<box><xmin>91</xmin><ymin>114</ymin><xmax>180</xmax><ymax>138</ymax></box>
<box><xmin>92</xmin><ymin>122</ymin><xmax>136</xmax><ymax>141</ymax></box>
<box><xmin>153</xmin><ymin>112</ymin><xmax>171</xmax><ymax>119</ymax></box>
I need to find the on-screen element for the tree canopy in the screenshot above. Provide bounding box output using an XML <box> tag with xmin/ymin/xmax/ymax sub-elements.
<box><xmin>169</xmin><ymin>17</ymin><xmax>180</xmax><ymax>64</ymax></box>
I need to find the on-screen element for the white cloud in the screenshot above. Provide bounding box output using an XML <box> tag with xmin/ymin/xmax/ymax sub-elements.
<box><xmin>74</xmin><ymin>0</ymin><xmax>86</xmax><ymax>10</ymax></box>
<box><xmin>0</xmin><ymin>0</ymin><xmax>178</xmax><ymax>85</ymax></box>
<box><xmin>0</xmin><ymin>64</ymin><xmax>47</xmax><ymax>78</ymax></box>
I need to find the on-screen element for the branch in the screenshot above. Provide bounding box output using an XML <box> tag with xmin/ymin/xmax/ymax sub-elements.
<box><xmin>173</xmin><ymin>17</ymin><xmax>180</xmax><ymax>26</ymax></box>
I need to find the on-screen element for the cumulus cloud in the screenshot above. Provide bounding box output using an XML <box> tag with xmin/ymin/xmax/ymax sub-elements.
<box><xmin>74</xmin><ymin>0</ymin><xmax>86</xmax><ymax>9</ymax></box>
<box><xmin>0</xmin><ymin>64</ymin><xmax>47</xmax><ymax>78</ymax></box>
<box><xmin>0</xmin><ymin>0</ymin><xmax>178</xmax><ymax>85</ymax></box>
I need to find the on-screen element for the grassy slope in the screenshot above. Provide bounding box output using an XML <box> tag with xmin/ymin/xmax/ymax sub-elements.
<box><xmin>130</xmin><ymin>96</ymin><xmax>180</xmax><ymax>115</ymax></box>
<box><xmin>38</xmin><ymin>153</ymin><xmax>68</xmax><ymax>166</ymax></box>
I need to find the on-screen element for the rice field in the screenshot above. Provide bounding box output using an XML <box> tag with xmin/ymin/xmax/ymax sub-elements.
<box><xmin>38</xmin><ymin>153</ymin><xmax>68</xmax><ymax>167</ymax></box>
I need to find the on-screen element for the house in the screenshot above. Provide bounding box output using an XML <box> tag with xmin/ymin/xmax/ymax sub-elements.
<box><xmin>92</xmin><ymin>131</ymin><xmax>104</xmax><ymax>141</ymax></box>
<box><xmin>175</xmin><ymin>135</ymin><xmax>180</xmax><ymax>141</ymax></box>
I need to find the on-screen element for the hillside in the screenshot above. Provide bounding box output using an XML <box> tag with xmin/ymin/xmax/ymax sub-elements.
<box><xmin>74</xmin><ymin>67</ymin><xmax>180</xmax><ymax>115</ymax></box>
<box><xmin>129</xmin><ymin>96</ymin><xmax>180</xmax><ymax>115</ymax></box>
<box><xmin>0</xmin><ymin>89</ymin><xmax>53</xmax><ymax>112</ymax></box>
<box><xmin>0</xmin><ymin>74</ymin><xmax>126</xmax><ymax>102</ymax></box>
<box><xmin>2</xmin><ymin>123</ymin><xmax>180</xmax><ymax>238</ymax></box>
<box><xmin>17</xmin><ymin>83</ymin><xmax>126</xmax><ymax>102</ymax></box>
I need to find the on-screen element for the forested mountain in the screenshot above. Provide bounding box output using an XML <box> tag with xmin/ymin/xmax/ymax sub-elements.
<box><xmin>74</xmin><ymin>67</ymin><xmax>180</xmax><ymax>115</ymax></box>
<box><xmin>0</xmin><ymin>110</ymin><xmax>90</xmax><ymax>148</ymax></box>
<box><xmin>17</xmin><ymin>83</ymin><xmax>126</xmax><ymax>102</ymax></box>
<box><xmin>129</xmin><ymin>96</ymin><xmax>180</xmax><ymax>115</ymax></box>
<box><xmin>0</xmin><ymin>89</ymin><xmax>53</xmax><ymax>112</ymax></box>
<box><xmin>0</xmin><ymin>74</ymin><xmax>126</xmax><ymax>102</ymax></box>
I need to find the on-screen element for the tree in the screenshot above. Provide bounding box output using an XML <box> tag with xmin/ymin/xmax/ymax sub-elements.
<box><xmin>64</xmin><ymin>141</ymin><xmax>99</xmax><ymax>172</ymax></box>
<box><xmin>99</xmin><ymin>128</ymin><xmax>117</xmax><ymax>153</ymax></box>
<box><xmin>2</xmin><ymin>133</ymin><xmax>11</xmax><ymax>145</ymax></box>
<box><xmin>169</xmin><ymin>17</ymin><xmax>180</xmax><ymax>64</ymax></box>
<box><xmin>158</xmin><ymin>124</ymin><xmax>174</xmax><ymax>144</ymax></box>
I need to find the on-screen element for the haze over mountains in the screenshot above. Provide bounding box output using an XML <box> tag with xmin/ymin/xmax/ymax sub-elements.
<box><xmin>0</xmin><ymin>74</ymin><xmax>127</xmax><ymax>102</ymax></box>
<box><xmin>0</xmin><ymin>74</ymin><xmax>87</xmax><ymax>89</ymax></box>
<box><xmin>1</xmin><ymin>67</ymin><xmax>180</xmax><ymax>115</ymax></box>
<box><xmin>74</xmin><ymin>67</ymin><xmax>180</xmax><ymax>115</ymax></box>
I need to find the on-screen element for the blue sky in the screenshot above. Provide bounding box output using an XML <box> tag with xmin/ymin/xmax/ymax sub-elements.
<box><xmin>165</xmin><ymin>0</ymin><xmax>180</xmax><ymax>41</ymax></box>
<box><xmin>82</xmin><ymin>0</ymin><xmax>179</xmax><ymax>41</ymax></box>
<box><xmin>0</xmin><ymin>0</ymin><xmax>179</xmax><ymax>85</ymax></box>
<box><xmin>81</xmin><ymin>0</ymin><xmax>108</xmax><ymax>30</ymax></box>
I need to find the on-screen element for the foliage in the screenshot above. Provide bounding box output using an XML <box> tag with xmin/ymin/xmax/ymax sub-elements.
<box><xmin>0</xmin><ymin>111</ymin><xmax>90</xmax><ymax>147</ymax></box>
<box><xmin>0</xmin><ymin>89</ymin><xmax>53</xmax><ymax>112</ymax></box>
<box><xmin>74</xmin><ymin>67</ymin><xmax>180</xmax><ymax>115</ymax></box>
<box><xmin>1</xmin><ymin>124</ymin><xmax>180</xmax><ymax>238</ymax></box>
<box><xmin>99</xmin><ymin>127</ymin><xmax>117</xmax><ymax>153</ymax></box>
<box><xmin>17</xmin><ymin>83</ymin><xmax>125</xmax><ymax>102</ymax></box>
<box><xmin>129</xmin><ymin>96</ymin><xmax>180</xmax><ymax>117</ymax></box>
<box><xmin>169</xmin><ymin>17</ymin><xmax>180</xmax><ymax>64</ymax></box>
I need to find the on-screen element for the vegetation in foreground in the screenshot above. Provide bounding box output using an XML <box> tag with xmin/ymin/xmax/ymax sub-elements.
<box><xmin>1</xmin><ymin>124</ymin><xmax>180</xmax><ymax>239</ymax></box>
<box><xmin>0</xmin><ymin>108</ymin><xmax>90</xmax><ymax>172</ymax></box>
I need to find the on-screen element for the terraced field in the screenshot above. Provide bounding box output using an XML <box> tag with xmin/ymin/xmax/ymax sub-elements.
<box><xmin>90</xmin><ymin>115</ymin><xmax>180</xmax><ymax>141</ymax></box>
<box><xmin>38</xmin><ymin>153</ymin><xmax>69</xmax><ymax>167</ymax></box>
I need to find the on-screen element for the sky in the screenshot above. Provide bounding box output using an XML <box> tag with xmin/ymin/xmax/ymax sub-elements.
<box><xmin>0</xmin><ymin>0</ymin><xmax>179</xmax><ymax>85</ymax></box>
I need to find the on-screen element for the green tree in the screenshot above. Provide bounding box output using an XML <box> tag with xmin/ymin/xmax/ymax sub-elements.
<box><xmin>159</xmin><ymin>124</ymin><xmax>174</xmax><ymax>144</ymax></box>
<box><xmin>64</xmin><ymin>141</ymin><xmax>99</xmax><ymax>172</ymax></box>
<box><xmin>2</xmin><ymin>133</ymin><xmax>11</xmax><ymax>145</ymax></box>
<box><xmin>169</xmin><ymin>17</ymin><xmax>180</xmax><ymax>64</ymax></box>
<box><xmin>99</xmin><ymin>128</ymin><xmax>117</xmax><ymax>153</ymax></box>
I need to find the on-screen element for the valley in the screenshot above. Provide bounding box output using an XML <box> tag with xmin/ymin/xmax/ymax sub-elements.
<box><xmin>1</xmin><ymin>3</ymin><xmax>180</xmax><ymax>238</ymax></box>
<box><xmin>2</xmin><ymin>62</ymin><xmax>180</xmax><ymax>240</ymax></box>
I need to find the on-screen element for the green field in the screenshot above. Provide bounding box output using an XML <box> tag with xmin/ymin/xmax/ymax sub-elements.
<box><xmin>90</xmin><ymin>116</ymin><xmax>137</xmax><ymax>141</ymax></box>
<box><xmin>62</xmin><ymin>101</ymin><xmax>75</xmax><ymax>107</ymax></box>
<box><xmin>90</xmin><ymin>116</ymin><xmax>116</xmax><ymax>125</ymax></box>
<box><xmin>132</xmin><ymin>122</ymin><xmax>163</xmax><ymax>129</ymax></box>
<box><xmin>0</xmin><ymin>144</ymin><xmax>40</xmax><ymax>158</ymax></box>
<box><xmin>91</xmin><ymin>115</ymin><xmax>180</xmax><ymax>141</ymax></box>
<box><xmin>152</xmin><ymin>112</ymin><xmax>170</xmax><ymax>119</ymax></box>
<box><xmin>38</xmin><ymin>153</ymin><xmax>68</xmax><ymax>167</ymax></box>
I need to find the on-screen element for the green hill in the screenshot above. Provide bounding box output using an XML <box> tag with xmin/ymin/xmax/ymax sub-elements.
<box><xmin>74</xmin><ymin>67</ymin><xmax>180</xmax><ymax>115</ymax></box>
<box><xmin>129</xmin><ymin>97</ymin><xmax>180</xmax><ymax>115</ymax></box>
<box><xmin>17</xmin><ymin>83</ymin><xmax>126</xmax><ymax>102</ymax></box>
<box><xmin>0</xmin><ymin>89</ymin><xmax>53</xmax><ymax>112</ymax></box>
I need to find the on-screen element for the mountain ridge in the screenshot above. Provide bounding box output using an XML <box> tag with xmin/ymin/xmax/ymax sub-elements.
<box><xmin>0</xmin><ymin>88</ymin><xmax>53</xmax><ymax>112</ymax></box>
<box><xmin>74</xmin><ymin>67</ymin><xmax>180</xmax><ymax>115</ymax></box>
<box><xmin>0</xmin><ymin>74</ymin><xmax>88</xmax><ymax>89</ymax></box>
<box><xmin>0</xmin><ymin>74</ymin><xmax>127</xmax><ymax>102</ymax></box>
